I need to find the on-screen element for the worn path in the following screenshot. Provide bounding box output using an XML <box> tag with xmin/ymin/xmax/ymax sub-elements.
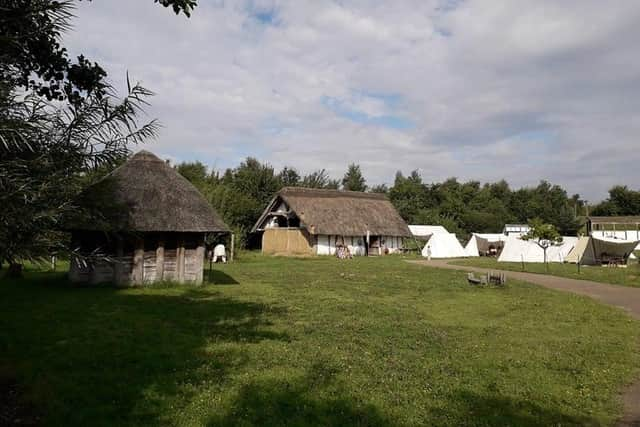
<box><xmin>409</xmin><ymin>259</ymin><xmax>640</xmax><ymax>427</ymax></box>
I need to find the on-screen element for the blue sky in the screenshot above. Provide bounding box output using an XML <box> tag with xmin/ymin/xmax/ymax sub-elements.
<box><xmin>64</xmin><ymin>0</ymin><xmax>640</xmax><ymax>201</ymax></box>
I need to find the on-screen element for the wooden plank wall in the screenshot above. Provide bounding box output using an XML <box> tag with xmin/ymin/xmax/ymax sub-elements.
<box><xmin>69</xmin><ymin>234</ymin><xmax>206</xmax><ymax>285</ymax></box>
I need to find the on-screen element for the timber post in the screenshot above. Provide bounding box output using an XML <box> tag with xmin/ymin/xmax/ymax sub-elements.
<box><xmin>114</xmin><ymin>237</ymin><xmax>124</xmax><ymax>286</ymax></box>
<box><xmin>195</xmin><ymin>240</ymin><xmax>205</xmax><ymax>285</ymax></box>
<box><xmin>177</xmin><ymin>237</ymin><xmax>185</xmax><ymax>283</ymax></box>
<box><xmin>230</xmin><ymin>233</ymin><xmax>235</xmax><ymax>262</ymax></box>
<box><xmin>133</xmin><ymin>238</ymin><xmax>144</xmax><ymax>284</ymax></box>
<box><xmin>156</xmin><ymin>240</ymin><xmax>165</xmax><ymax>281</ymax></box>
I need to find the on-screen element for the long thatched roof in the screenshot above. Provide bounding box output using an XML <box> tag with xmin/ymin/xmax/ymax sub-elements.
<box><xmin>253</xmin><ymin>187</ymin><xmax>411</xmax><ymax>237</ymax></box>
<box><xmin>74</xmin><ymin>150</ymin><xmax>229</xmax><ymax>233</ymax></box>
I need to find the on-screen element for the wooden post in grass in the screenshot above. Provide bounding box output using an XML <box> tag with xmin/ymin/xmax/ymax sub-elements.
<box><xmin>521</xmin><ymin>254</ymin><xmax>525</xmax><ymax>271</ymax></box>
<box><xmin>230</xmin><ymin>233</ymin><xmax>235</xmax><ymax>262</ymax></box>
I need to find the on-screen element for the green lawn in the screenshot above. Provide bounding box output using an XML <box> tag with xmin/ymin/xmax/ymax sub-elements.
<box><xmin>1</xmin><ymin>255</ymin><xmax>639</xmax><ymax>426</ymax></box>
<box><xmin>452</xmin><ymin>257</ymin><xmax>640</xmax><ymax>288</ymax></box>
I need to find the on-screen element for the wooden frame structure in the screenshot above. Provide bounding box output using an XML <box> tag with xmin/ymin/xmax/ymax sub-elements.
<box><xmin>68</xmin><ymin>151</ymin><xmax>230</xmax><ymax>286</ymax></box>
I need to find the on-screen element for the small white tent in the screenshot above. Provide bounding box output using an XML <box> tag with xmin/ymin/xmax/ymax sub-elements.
<box><xmin>421</xmin><ymin>233</ymin><xmax>468</xmax><ymax>258</ymax></box>
<box><xmin>409</xmin><ymin>225</ymin><xmax>467</xmax><ymax>259</ymax></box>
<box><xmin>498</xmin><ymin>236</ymin><xmax>578</xmax><ymax>263</ymax></box>
<box><xmin>409</xmin><ymin>225</ymin><xmax>448</xmax><ymax>238</ymax></box>
<box><xmin>464</xmin><ymin>233</ymin><xmax>509</xmax><ymax>257</ymax></box>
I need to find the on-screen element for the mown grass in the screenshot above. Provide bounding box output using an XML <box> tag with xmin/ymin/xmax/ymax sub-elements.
<box><xmin>452</xmin><ymin>257</ymin><xmax>640</xmax><ymax>288</ymax></box>
<box><xmin>0</xmin><ymin>254</ymin><xmax>639</xmax><ymax>426</ymax></box>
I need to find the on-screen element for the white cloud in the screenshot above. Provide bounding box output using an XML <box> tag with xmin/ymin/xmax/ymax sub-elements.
<box><xmin>63</xmin><ymin>0</ymin><xmax>640</xmax><ymax>200</ymax></box>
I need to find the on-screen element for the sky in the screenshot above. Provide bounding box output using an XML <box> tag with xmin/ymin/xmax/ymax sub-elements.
<box><xmin>64</xmin><ymin>0</ymin><xmax>640</xmax><ymax>202</ymax></box>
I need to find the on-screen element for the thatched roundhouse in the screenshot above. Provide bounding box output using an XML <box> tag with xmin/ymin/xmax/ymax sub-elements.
<box><xmin>252</xmin><ymin>187</ymin><xmax>411</xmax><ymax>256</ymax></box>
<box><xmin>69</xmin><ymin>150</ymin><xmax>229</xmax><ymax>285</ymax></box>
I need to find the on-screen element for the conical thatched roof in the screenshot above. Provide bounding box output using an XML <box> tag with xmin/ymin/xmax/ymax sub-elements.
<box><xmin>75</xmin><ymin>150</ymin><xmax>229</xmax><ymax>233</ymax></box>
<box><xmin>253</xmin><ymin>187</ymin><xmax>411</xmax><ymax>237</ymax></box>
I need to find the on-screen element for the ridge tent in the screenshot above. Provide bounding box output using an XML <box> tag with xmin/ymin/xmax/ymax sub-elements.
<box><xmin>565</xmin><ymin>236</ymin><xmax>591</xmax><ymax>264</ymax></box>
<box><xmin>497</xmin><ymin>236</ymin><xmax>578</xmax><ymax>263</ymax></box>
<box><xmin>464</xmin><ymin>233</ymin><xmax>509</xmax><ymax>257</ymax></box>
<box><xmin>408</xmin><ymin>225</ymin><xmax>449</xmax><ymax>239</ymax></box>
<box><xmin>565</xmin><ymin>236</ymin><xmax>639</xmax><ymax>265</ymax></box>
<box><xmin>409</xmin><ymin>225</ymin><xmax>467</xmax><ymax>258</ymax></box>
<box><xmin>421</xmin><ymin>232</ymin><xmax>468</xmax><ymax>258</ymax></box>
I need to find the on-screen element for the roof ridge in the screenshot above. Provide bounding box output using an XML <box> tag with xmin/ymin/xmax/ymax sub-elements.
<box><xmin>279</xmin><ymin>186</ymin><xmax>388</xmax><ymax>200</ymax></box>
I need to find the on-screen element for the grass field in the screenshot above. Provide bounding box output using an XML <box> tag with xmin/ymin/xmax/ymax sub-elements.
<box><xmin>452</xmin><ymin>257</ymin><xmax>640</xmax><ymax>288</ymax></box>
<box><xmin>1</xmin><ymin>255</ymin><xmax>639</xmax><ymax>426</ymax></box>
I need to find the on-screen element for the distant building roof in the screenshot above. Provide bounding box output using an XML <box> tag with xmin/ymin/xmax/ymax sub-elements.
<box><xmin>587</xmin><ymin>216</ymin><xmax>640</xmax><ymax>225</ymax></box>
<box><xmin>252</xmin><ymin>187</ymin><xmax>411</xmax><ymax>237</ymax></box>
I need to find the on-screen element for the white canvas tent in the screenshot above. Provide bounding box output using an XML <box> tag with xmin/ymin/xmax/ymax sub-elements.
<box><xmin>498</xmin><ymin>236</ymin><xmax>578</xmax><ymax>263</ymax></box>
<box><xmin>409</xmin><ymin>225</ymin><xmax>467</xmax><ymax>258</ymax></box>
<box><xmin>421</xmin><ymin>232</ymin><xmax>468</xmax><ymax>258</ymax></box>
<box><xmin>464</xmin><ymin>233</ymin><xmax>509</xmax><ymax>257</ymax></box>
<box><xmin>565</xmin><ymin>236</ymin><xmax>590</xmax><ymax>264</ymax></box>
<box><xmin>409</xmin><ymin>225</ymin><xmax>448</xmax><ymax>238</ymax></box>
<box><xmin>566</xmin><ymin>236</ymin><xmax>639</xmax><ymax>265</ymax></box>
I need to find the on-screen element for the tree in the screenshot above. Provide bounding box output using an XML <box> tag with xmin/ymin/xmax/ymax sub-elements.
<box><xmin>370</xmin><ymin>184</ymin><xmax>388</xmax><ymax>194</ymax></box>
<box><xmin>341</xmin><ymin>163</ymin><xmax>367</xmax><ymax>192</ymax></box>
<box><xmin>302</xmin><ymin>169</ymin><xmax>331</xmax><ymax>189</ymax></box>
<box><xmin>230</xmin><ymin>157</ymin><xmax>280</xmax><ymax>206</ymax></box>
<box><xmin>0</xmin><ymin>85</ymin><xmax>158</xmax><ymax>274</ymax></box>
<box><xmin>521</xmin><ymin>219</ymin><xmax>563</xmax><ymax>269</ymax></box>
<box><xmin>592</xmin><ymin>185</ymin><xmax>640</xmax><ymax>216</ymax></box>
<box><xmin>175</xmin><ymin>161</ymin><xmax>209</xmax><ymax>192</ymax></box>
<box><xmin>388</xmin><ymin>170</ymin><xmax>429</xmax><ymax>222</ymax></box>
<box><xmin>278</xmin><ymin>166</ymin><xmax>300</xmax><ymax>187</ymax></box>
<box><xmin>1</xmin><ymin>1</ymin><xmax>196</xmax><ymax>104</ymax></box>
<box><xmin>0</xmin><ymin>0</ymin><xmax>196</xmax><ymax>275</ymax></box>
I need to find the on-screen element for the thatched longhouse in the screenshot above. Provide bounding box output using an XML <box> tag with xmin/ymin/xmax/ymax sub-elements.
<box><xmin>252</xmin><ymin>187</ymin><xmax>411</xmax><ymax>256</ymax></box>
<box><xmin>69</xmin><ymin>150</ymin><xmax>229</xmax><ymax>285</ymax></box>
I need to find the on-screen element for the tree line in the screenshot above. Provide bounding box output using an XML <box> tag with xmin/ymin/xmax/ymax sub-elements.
<box><xmin>173</xmin><ymin>157</ymin><xmax>640</xmax><ymax>247</ymax></box>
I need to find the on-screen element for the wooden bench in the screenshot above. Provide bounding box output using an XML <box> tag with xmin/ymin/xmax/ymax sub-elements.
<box><xmin>488</xmin><ymin>271</ymin><xmax>507</xmax><ymax>286</ymax></box>
<box><xmin>468</xmin><ymin>272</ymin><xmax>506</xmax><ymax>286</ymax></box>
<box><xmin>467</xmin><ymin>273</ymin><xmax>487</xmax><ymax>285</ymax></box>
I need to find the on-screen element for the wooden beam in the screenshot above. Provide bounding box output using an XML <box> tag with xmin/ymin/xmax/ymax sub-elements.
<box><xmin>195</xmin><ymin>241</ymin><xmax>205</xmax><ymax>285</ymax></box>
<box><xmin>156</xmin><ymin>240</ymin><xmax>165</xmax><ymax>281</ymax></box>
<box><xmin>132</xmin><ymin>238</ymin><xmax>144</xmax><ymax>285</ymax></box>
<box><xmin>177</xmin><ymin>237</ymin><xmax>185</xmax><ymax>283</ymax></box>
<box><xmin>114</xmin><ymin>237</ymin><xmax>124</xmax><ymax>286</ymax></box>
<box><xmin>230</xmin><ymin>233</ymin><xmax>235</xmax><ymax>262</ymax></box>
